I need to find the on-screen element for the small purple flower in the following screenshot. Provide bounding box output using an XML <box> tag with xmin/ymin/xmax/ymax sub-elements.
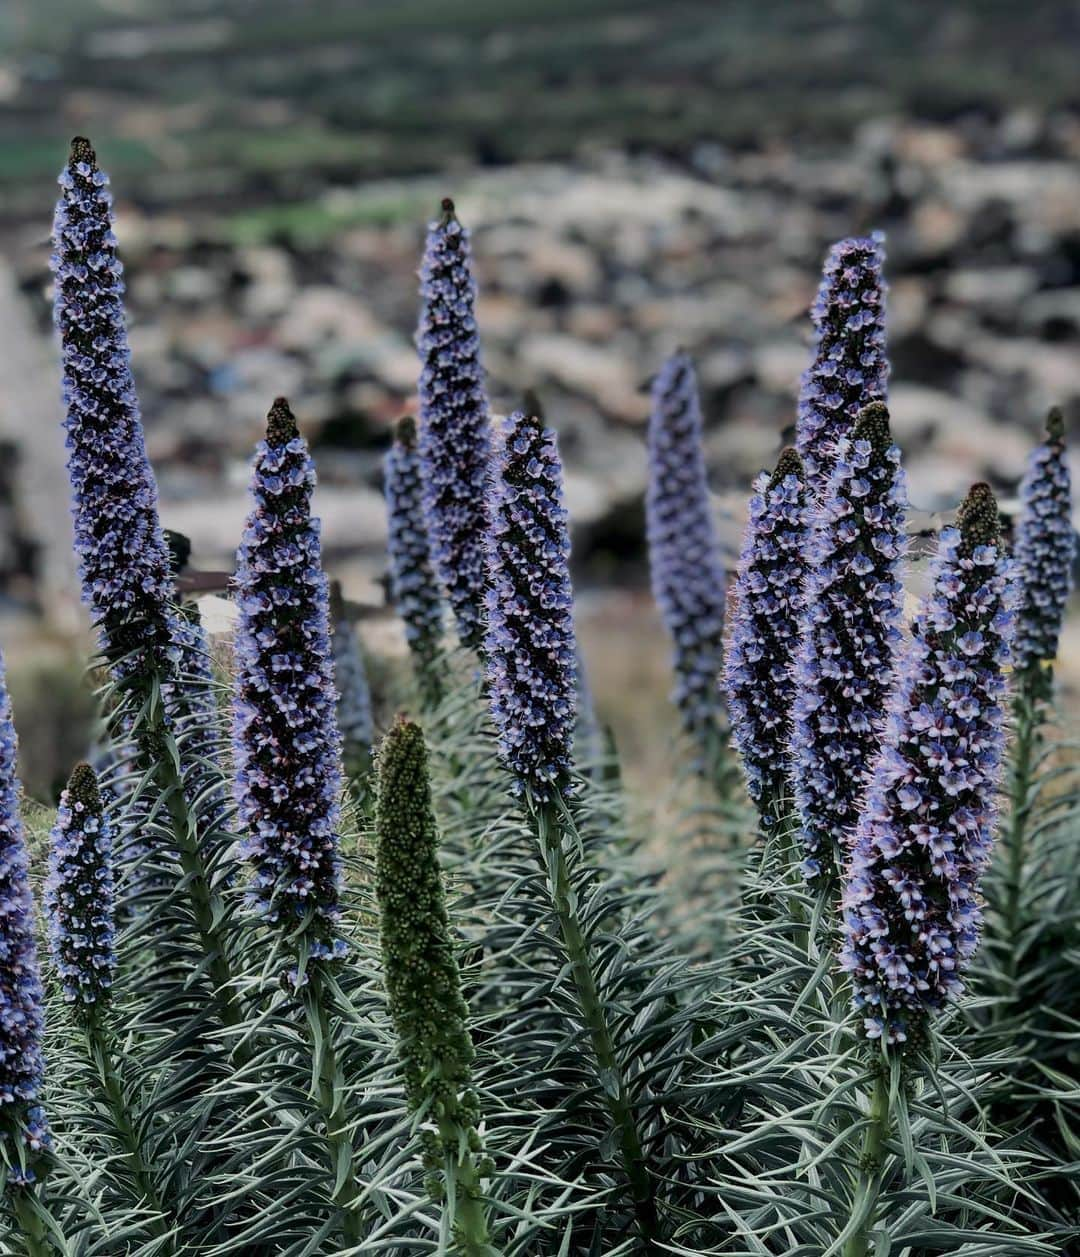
<box><xmin>724</xmin><ymin>448</ymin><xmax>809</xmax><ymax>822</ymax></box>
<box><xmin>329</xmin><ymin>580</ymin><xmax>374</xmax><ymax>769</ymax></box>
<box><xmin>840</xmin><ymin>484</ymin><xmax>1019</xmax><ymax>1043</ymax></box>
<box><xmin>0</xmin><ymin>648</ymin><xmax>51</xmax><ymax>1179</ymax></box>
<box><xmin>795</xmin><ymin>235</ymin><xmax>889</xmax><ymax>498</ymax></box>
<box><xmin>791</xmin><ymin>404</ymin><xmax>908</xmax><ymax>881</ymax></box>
<box><xmin>416</xmin><ymin>199</ymin><xmax>491</xmax><ymax>651</ymax></box>
<box><xmin>484</xmin><ymin>410</ymin><xmax>576</xmax><ymax>800</ymax></box>
<box><xmin>232</xmin><ymin>399</ymin><xmax>344</xmax><ymax>976</ymax></box>
<box><xmin>51</xmin><ymin>137</ymin><xmax>176</xmax><ymax>677</ymax></box>
<box><xmin>646</xmin><ymin>352</ymin><xmax>728</xmax><ymax>753</ymax></box>
<box><xmin>44</xmin><ymin>763</ymin><xmax>117</xmax><ymax>1017</ymax></box>
<box><xmin>1012</xmin><ymin>407</ymin><xmax>1075</xmax><ymax>673</ymax></box>
<box><xmin>385</xmin><ymin>416</ymin><xmax>444</xmax><ymax>705</ymax></box>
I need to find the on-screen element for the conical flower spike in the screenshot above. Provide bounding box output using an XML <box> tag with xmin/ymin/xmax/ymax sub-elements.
<box><xmin>232</xmin><ymin>399</ymin><xmax>344</xmax><ymax>984</ymax></box>
<box><xmin>841</xmin><ymin>484</ymin><xmax>1019</xmax><ymax>1045</ymax></box>
<box><xmin>416</xmin><ymin>199</ymin><xmax>491</xmax><ymax>651</ymax></box>
<box><xmin>791</xmin><ymin>403</ymin><xmax>908</xmax><ymax>882</ymax></box>
<box><xmin>724</xmin><ymin>448</ymin><xmax>809</xmax><ymax>824</ymax></box>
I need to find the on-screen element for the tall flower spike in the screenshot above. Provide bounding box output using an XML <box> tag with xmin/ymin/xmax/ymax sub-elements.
<box><xmin>45</xmin><ymin>763</ymin><xmax>117</xmax><ymax>1017</ymax></box>
<box><xmin>51</xmin><ymin>136</ymin><xmax>176</xmax><ymax>674</ymax></box>
<box><xmin>385</xmin><ymin>416</ymin><xmax>444</xmax><ymax>706</ymax></box>
<box><xmin>645</xmin><ymin>351</ymin><xmax>728</xmax><ymax>754</ymax></box>
<box><xmin>840</xmin><ymin>484</ymin><xmax>1018</xmax><ymax>1045</ymax></box>
<box><xmin>1012</xmin><ymin>407</ymin><xmax>1075</xmax><ymax>674</ymax></box>
<box><xmin>329</xmin><ymin>581</ymin><xmax>374</xmax><ymax>772</ymax></box>
<box><xmin>0</xmin><ymin>648</ymin><xmax>50</xmax><ymax>1186</ymax></box>
<box><xmin>375</xmin><ymin>717</ymin><xmax>493</xmax><ymax>1246</ymax></box>
<box><xmin>416</xmin><ymin>198</ymin><xmax>491</xmax><ymax>650</ymax></box>
<box><xmin>484</xmin><ymin>409</ymin><xmax>577</xmax><ymax>800</ymax></box>
<box><xmin>724</xmin><ymin>448</ymin><xmax>809</xmax><ymax>823</ymax></box>
<box><xmin>791</xmin><ymin>403</ymin><xmax>908</xmax><ymax>882</ymax></box>
<box><xmin>232</xmin><ymin>399</ymin><xmax>344</xmax><ymax>978</ymax></box>
<box><xmin>795</xmin><ymin>234</ymin><xmax>888</xmax><ymax>498</ymax></box>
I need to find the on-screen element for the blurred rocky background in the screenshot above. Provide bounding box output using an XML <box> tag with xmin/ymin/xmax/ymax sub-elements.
<box><xmin>0</xmin><ymin>0</ymin><xmax>1078</xmax><ymax>795</ymax></box>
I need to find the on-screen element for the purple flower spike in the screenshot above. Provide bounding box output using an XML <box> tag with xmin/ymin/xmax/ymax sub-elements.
<box><xmin>484</xmin><ymin>410</ymin><xmax>577</xmax><ymax>800</ymax></box>
<box><xmin>646</xmin><ymin>352</ymin><xmax>728</xmax><ymax>752</ymax></box>
<box><xmin>232</xmin><ymin>399</ymin><xmax>345</xmax><ymax>979</ymax></box>
<box><xmin>840</xmin><ymin>484</ymin><xmax>1019</xmax><ymax>1045</ymax></box>
<box><xmin>791</xmin><ymin>403</ymin><xmax>908</xmax><ymax>882</ymax></box>
<box><xmin>0</xmin><ymin>648</ymin><xmax>51</xmax><ymax>1181</ymax></box>
<box><xmin>385</xmin><ymin>416</ymin><xmax>444</xmax><ymax>703</ymax></box>
<box><xmin>416</xmin><ymin>198</ymin><xmax>491</xmax><ymax>651</ymax></box>
<box><xmin>795</xmin><ymin>235</ymin><xmax>889</xmax><ymax>498</ymax></box>
<box><xmin>51</xmin><ymin>137</ymin><xmax>176</xmax><ymax>674</ymax></box>
<box><xmin>724</xmin><ymin>448</ymin><xmax>809</xmax><ymax>822</ymax></box>
<box><xmin>1013</xmin><ymin>408</ymin><xmax>1075</xmax><ymax>673</ymax></box>
<box><xmin>45</xmin><ymin>763</ymin><xmax>117</xmax><ymax>1017</ymax></box>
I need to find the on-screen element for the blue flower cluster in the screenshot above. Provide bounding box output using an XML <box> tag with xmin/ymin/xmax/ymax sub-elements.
<box><xmin>416</xmin><ymin>199</ymin><xmax>491</xmax><ymax>651</ymax></box>
<box><xmin>231</xmin><ymin>399</ymin><xmax>345</xmax><ymax>975</ymax></box>
<box><xmin>0</xmin><ymin>650</ymin><xmax>50</xmax><ymax>1184</ymax></box>
<box><xmin>724</xmin><ymin>449</ymin><xmax>808</xmax><ymax>822</ymax></box>
<box><xmin>44</xmin><ymin>764</ymin><xmax>117</xmax><ymax>1017</ymax></box>
<box><xmin>51</xmin><ymin>137</ymin><xmax>176</xmax><ymax>673</ymax></box>
<box><xmin>484</xmin><ymin>410</ymin><xmax>577</xmax><ymax>800</ymax></box>
<box><xmin>385</xmin><ymin>416</ymin><xmax>444</xmax><ymax>695</ymax></box>
<box><xmin>646</xmin><ymin>352</ymin><xmax>728</xmax><ymax>750</ymax></box>
<box><xmin>1012</xmin><ymin>408</ymin><xmax>1075</xmax><ymax>674</ymax></box>
<box><xmin>840</xmin><ymin>484</ymin><xmax>1018</xmax><ymax>1044</ymax></box>
<box><xmin>329</xmin><ymin>581</ymin><xmax>374</xmax><ymax>765</ymax></box>
<box><xmin>791</xmin><ymin>403</ymin><xmax>908</xmax><ymax>881</ymax></box>
<box><xmin>795</xmin><ymin>235</ymin><xmax>889</xmax><ymax>497</ymax></box>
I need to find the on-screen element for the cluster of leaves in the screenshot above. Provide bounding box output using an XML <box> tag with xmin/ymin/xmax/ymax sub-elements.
<box><xmin>0</xmin><ymin>139</ymin><xmax>1075</xmax><ymax>1257</ymax></box>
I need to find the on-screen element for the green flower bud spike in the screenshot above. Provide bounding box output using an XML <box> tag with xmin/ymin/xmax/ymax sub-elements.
<box><xmin>375</xmin><ymin>717</ymin><xmax>499</xmax><ymax>1256</ymax></box>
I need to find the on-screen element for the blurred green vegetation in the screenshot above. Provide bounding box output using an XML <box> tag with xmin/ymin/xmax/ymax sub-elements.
<box><xmin>218</xmin><ymin>188</ymin><xmax>438</xmax><ymax>246</ymax></box>
<box><xmin>9</xmin><ymin>653</ymin><xmax>97</xmax><ymax>804</ymax></box>
<box><xmin>2</xmin><ymin>1</ymin><xmax>1078</xmax><ymax>224</ymax></box>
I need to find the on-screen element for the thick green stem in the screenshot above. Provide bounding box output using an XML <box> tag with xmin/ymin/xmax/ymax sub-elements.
<box><xmin>753</xmin><ymin>793</ymin><xmax>816</xmax><ymax>946</ymax></box>
<box><xmin>436</xmin><ymin>1116</ymin><xmax>496</xmax><ymax>1257</ymax></box>
<box><xmin>536</xmin><ymin>799</ymin><xmax>659</xmax><ymax>1249</ymax></box>
<box><xmin>343</xmin><ymin>766</ymin><xmax>376</xmax><ymax>835</ymax></box>
<box><xmin>702</xmin><ymin>721</ymin><xmax>735</xmax><ymax>801</ymax></box>
<box><xmin>417</xmin><ymin>659</ymin><xmax>446</xmax><ymax>712</ymax></box>
<box><xmin>303</xmin><ymin>979</ymin><xmax>364</xmax><ymax>1249</ymax></box>
<box><xmin>85</xmin><ymin>1012</ymin><xmax>175</xmax><ymax>1249</ymax></box>
<box><xmin>843</xmin><ymin>1069</ymin><xmax>891</xmax><ymax>1257</ymax></box>
<box><xmin>10</xmin><ymin>1191</ymin><xmax>53</xmax><ymax>1257</ymax></box>
<box><xmin>139</xmin><ymin>695</ymin><xmax>247</xmax><ymax>1048</ymax></box>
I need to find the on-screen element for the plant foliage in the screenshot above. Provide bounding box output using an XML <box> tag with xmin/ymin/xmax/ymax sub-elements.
<box><xmin>0</xmin><ymin>141</ymin><xmax>1074</xmax><ymax>1257</ymax></box>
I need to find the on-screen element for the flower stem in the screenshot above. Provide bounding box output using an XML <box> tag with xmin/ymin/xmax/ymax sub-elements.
<box><xmin>702</xmin><ymin>722</ymin><xmax>737</xmax><ymax>802</ymax></box>
<box><xmin>842</xmin><ymin>1068</ymin><xmax>891</xmax><ymax>1257</ymax></box>
<box><xmin>435</xmin><ymin>1115</ymin><xmax>497</xmax><ymax>1256</ymax></box>
<box><xmin>418</xmin><ymin>659</ymin><xmax>446</xmax><ymax>711</ymax></box>
<box><xmin>84</xmin><ymin>1010</ymin><xmax>175</xmax><ymax>1249</ymax></box>
<box><xmin>138</xmin><ymin>692</ymin><xmax>246</xmax><ymax>1049</ymax></box>
<box><xmin>535</xmin><ymin>797</ymin><xmax>659</xmax><ymax>1250</ymax></box>
<box><xmin>11</xmin><ymin>1191</ymin><xmax>53</xmax><ymax>1257</ymax></box>
<box><xmin>303</xmin><ymin>976</ymin><xmax>364</xmax><ymax>1249</ymax></box>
